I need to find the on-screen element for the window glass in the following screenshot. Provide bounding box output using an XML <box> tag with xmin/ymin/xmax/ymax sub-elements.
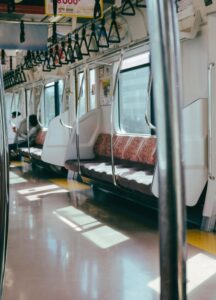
<box><xmin>58</xmin><ymin>80</ymin><xmax>64</xmax><ymax>106</ymax></box>
<box><xmin>25</xmin><ymin>89</ymin><xmax>31</xmax><ymax>115</ymax></box>
<box><xmin>11</xmin><ymin>93</ymin><xmax>20</xmax><ymax>113</ymax></box>
<box><xmin>78</xmin><ymin>72</ymin><xmax>87</xmax><ymax>118</ymax></box>
<box><xmin>89</xmin><ymin>69</ymin><xmax>97</xmax><ymax>110</ymax></box>
<box><xmin>44</xmin><ymin>83</ymin><xmax>55</xmax><ymax>127</ymax></box>
<box><xmin>118</xmin><ymin>65</ymin><xmax>151</xmax><ymax>135</ymax></box>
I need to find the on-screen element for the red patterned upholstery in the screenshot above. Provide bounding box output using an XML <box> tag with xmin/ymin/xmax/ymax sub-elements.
<box><xmin>93</xmin><ymin>133</ymin><xmax>111</xmax><ymax>157</ymax></box>
<box><xmin>93</xmin><ymin>133</ymin><xmax>157</xmax><ymax>166</ymax></box>
<box><xmin>138</xmin><ymin>137</ymin><xmax>157</xmax><ymax>166</ymax></box>
<box><xmin>113</xmin><ymin>135</ymin><xmax>131</xmax><ymax>160</ymax></box>
<box><xmin>35</xmin><ymin>130</ymin><xmax>47</xmax><ymax>147</ymax></box>
<box><xmin>123</xmin><ymin>137</ymin><xmax>144</xmax><ymax>162</ymax></box>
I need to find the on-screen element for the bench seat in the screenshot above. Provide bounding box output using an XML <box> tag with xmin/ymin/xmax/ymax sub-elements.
<box><xmin>81</xmin><ymin>161</ymin><xmax>154</xmax><ymax>195</ymax></box>
<box><xmin>19</xmin><ymin>130</ymin><xmax>46</xmax><ymax>161</ymax></box>
<box><xmin>65</xmin><ymin>133</ymin><xmax>157</xmax><ymax>196</ymax></box>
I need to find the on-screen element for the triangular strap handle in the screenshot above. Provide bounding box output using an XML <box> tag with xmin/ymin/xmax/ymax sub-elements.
<box><xmin>108</xmin><ymin>8</ymin><xmax>120</xmax><ymax>43</ymax></box>
<box><xmin>98</xmin><ymin>18</ymin><xmax>109</xmax><ymax>48</ymax></box>
<box><xmin>88</xmin><ymin>23</ymin><xmax>99</xmax><ymax>52</ymax></box>
<box><xmin>121</xmin><ymin>0</ymin><xmax>135</xmax><ymax>16</ymax></box>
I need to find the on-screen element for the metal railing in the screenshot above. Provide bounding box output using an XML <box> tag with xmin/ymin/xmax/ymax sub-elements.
<box><xmin>146</xmin><ymin>1</ymin><xmax>187</xmax><ymax>299</ymax></box>
<box><xmin>110</xmin><ymin>50</ymin><xmax>124</xmax><ymax>186</ymax></box>
<box><xmin>0</xmin><ymin>64</ymin><xmax>9</xmax><ymax>299</ymax></box>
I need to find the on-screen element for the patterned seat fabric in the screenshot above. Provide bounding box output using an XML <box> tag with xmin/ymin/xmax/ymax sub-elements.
<box><xmin>93</xmin><ymin>133</ymin><xmax>156</xmax><ymax>165</ymax></box>
<box><xmin>93</xmin><ymin>133</ymin><xmax>111</xmax><ymax>158</ymax></box>
<box><xmin>19</xmin><ymin>130</ymin><xmax>47</xmax><ymax>160</ymax></box>
<box><xmin>35</xmin><ymin>130</ymin><xmax>47</xmax><ymax>148</ymax></box>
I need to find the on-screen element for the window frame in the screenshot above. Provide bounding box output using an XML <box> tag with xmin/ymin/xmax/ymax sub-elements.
<box><xmin>77</xmin><ymin>71</ymin><xmax>87</xmax><ymax>118</ymax></box>
<box><xmin>76</xmin><ymin>68</ymin><xmax>98</xmax><ymax>118</ymax></box>
<box><xmin>88</xmin><ymin>68</ymin><xmax>98</xmax><ymax>111</ymax></box>
<box><xmin>117</xmin><ymin>62</ymin><xmax>155</xmax><ymax>136</ymax></box>
<box><xmin>42</xmin><ymin>80</ymin><xmax>62</xmax><ymax>128</ymax></box>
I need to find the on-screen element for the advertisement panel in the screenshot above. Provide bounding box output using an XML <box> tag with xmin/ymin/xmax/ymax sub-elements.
<box><xmin>45</xmin><ymin>0</ymin><xmax>104</xmax><ymax>18</ymax></box>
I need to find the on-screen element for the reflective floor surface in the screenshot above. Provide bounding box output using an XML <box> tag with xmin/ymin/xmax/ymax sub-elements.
<box><xmin>3</xmin><ymin>162</ymin><xmax>216</xmax><ymax>300</ymax></box>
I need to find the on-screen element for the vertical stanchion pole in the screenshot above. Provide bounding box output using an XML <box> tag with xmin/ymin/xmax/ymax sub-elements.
<box><xmin>0</xmin><ymin>65</ymin><xmax>9</xmax><ymax>299</ymax></box>
<box><xmin>146</xmin><ymin>1</ymin><xmax>187</xmax><ymax>299</ymax></box>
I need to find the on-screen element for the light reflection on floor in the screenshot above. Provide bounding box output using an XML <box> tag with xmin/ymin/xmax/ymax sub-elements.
<box><xmin>148</xmin><ymin>253</ymin><xmax>216</xmax><ymax>294</ymax></box>
<box><xmin>18</xmin><ymin>184</ymin><xmax>59</xmax><ymax>195</ymax></box>
<box><xmin>26</xmin><ymin>189</ymin><xmax>68</xmax><ymax>201</ymax></box>
<box><xmin>54</xmin><ymin>206</ymin><xmax>129</xmax><ymax>249</ymax></box>
<box><xmin>9</xmin><ymin>171</ymin><xmax>27</xmax><ymax>185</ymax></box>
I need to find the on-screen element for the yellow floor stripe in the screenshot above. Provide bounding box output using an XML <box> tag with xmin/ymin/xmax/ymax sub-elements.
<box><xmin>187</xmin><ymin>230</ymin><xmax>216</xmax><ymax>255</ymax></box>
<box><xmin>50</xmin><ymin>178</ymin><xmax>91</xmax><ymax>191</ymax></box>
<box><xmin>10</xmin><ymin>161</ymin><xmax>25</xmax><ymax>167</ymax></box>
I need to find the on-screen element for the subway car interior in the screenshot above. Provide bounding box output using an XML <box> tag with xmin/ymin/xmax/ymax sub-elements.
<box><xmin>0</xmin><ymin>0</ymin><xmax>216</xmax><ymax>299</ymax></box>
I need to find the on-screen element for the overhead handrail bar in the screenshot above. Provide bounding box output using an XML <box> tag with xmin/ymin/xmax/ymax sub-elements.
<box><xmin>0</xmin><ymin>64</ymin><xmax>9</xmax><ymax>299</ymax></box>
<box><xmin>146</xmin><ymin>1</ymin><xmax>186</xmax><ymax>299</ymax></box>
<box><xmin>110</xmin><ymin>50</ymin><xmax>124</xmax><ymax>186</ymax></box>
<box><xmin>59</xmin><ymin>75</ymin><xmax>73</xmax><ymax>130</ymax></box>
<box><xmin>8</xmin><ymin>77</ymin><xmax>64</xmax><ymax>93</ymax></box>
<box><xmin>75</xmin><ymin>65</ymin><xmax>88</xmax><ymax>180</ymax></box>
<box><xmin>145</xmin><ymin>72</ymin><xmax>156</xmax><ymax>131</ymax></box>
<box><xmin>208</xmin><ymin>62</ymin><xmax>215</xmax><ymax>179</ymax></box>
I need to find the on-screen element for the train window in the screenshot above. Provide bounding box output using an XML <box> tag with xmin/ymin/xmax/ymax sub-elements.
<box><xmin>78</xmin><ymin>72</ymin><xmax>87</xmax><ymax>118</ymax></box>
<box><xmin>118</xmin><ymin>58</ymin><xmax>151</xmax><ymax>135</ymax></box>
<box><xmin>11</xmin><ymin>92</ymin><xmax>20</xmax><ymax>112</ymax></box>
<box><xmin>89</xmin><ymin>69</ymin><xmax>97</xmax><ymax>110</ymax></box>
<box><xmin>44</xmin><ymin>82</ymin><xmax>55</xmax><ymax>127</ymax></box>
<box><xmin>58</xmin><ymin>80</ymin><xmax>64</xmax><ymax>103</ymax></box>
<box><xmin>25</xmin><ymin>89</ymin><xmax>31</xmax><ymax>115</ymax></box>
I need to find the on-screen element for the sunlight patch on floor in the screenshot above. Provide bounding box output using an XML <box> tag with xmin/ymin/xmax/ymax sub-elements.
<box><xmin>187</xmin><ymin>230</ymin><xmax>216</xmax><ymax>255</ymax></box>
<box><xmin>18</xmin><ymin>184</ymin><xmax>59</xmax><ymax>195</ymax></box>
<box><xmin>26</xmin><ymin>189</ymin><xmax>68</xmax><ymax>201</ymax></box>
<box><xmin>148</xmin><ymin>253</ymin><xmax>216</xmax><ymax>294</ymax></box>
<box><xmin>54</xmin><ymin>206</ymin><xmax>129</xmax><ymax>249</ymax></box>
<box><xmin>82</xmin><ymin>226</ymin><xmax>129</xmax><ymax>249</ymax></box>
<box><xmin>54</xmin><ymin>206</ymin><xmax>101</xmax><ymax>230</ymax></box>
<box><xmin>9</xmin><ymin>171</ymin><xmax>27</xmax><ymax>184</ymax></box>
<box><xmin>50</xmin><ymin>178</ymin><xmax>90</xmax><ymax>191</ymax></box>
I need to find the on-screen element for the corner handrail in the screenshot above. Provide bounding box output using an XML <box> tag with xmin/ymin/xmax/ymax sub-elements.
<box><xmin>110</xmin><ymin>50</ymin><xmax>124</xmax><ymax>186</ymax></box>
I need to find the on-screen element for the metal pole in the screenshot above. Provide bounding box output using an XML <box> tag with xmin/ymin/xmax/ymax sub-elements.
<box><xmin>0</xmin><ymin>64</ymin><xmax>9</xmax><ymax>299</ymax></box>
<box><xmin>146</xmin><ymin>1</ymin><xmax>187</xmax><ymax>299</ymax></box>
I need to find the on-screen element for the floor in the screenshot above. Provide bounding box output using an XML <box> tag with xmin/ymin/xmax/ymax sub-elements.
<box><xmin>3</xmin><ymin>162</ymin><xmax>216</xmax><ymax>300</ymax></box>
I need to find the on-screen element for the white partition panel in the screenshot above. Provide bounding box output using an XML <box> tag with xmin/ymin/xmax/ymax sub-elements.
<box><xmin>41</xmin><ymin>111</ymin><xmax>71</xmax><ymax>167</ymax></box>
<box><xmin>152</xmin><ymin>99</ymin><xmax>208</xmax><ymax>206</ymax></box>
<box><xmin>65</xmin><ymin>108</ymin><xmax>101</xmax><ymax>161</ymax></box>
